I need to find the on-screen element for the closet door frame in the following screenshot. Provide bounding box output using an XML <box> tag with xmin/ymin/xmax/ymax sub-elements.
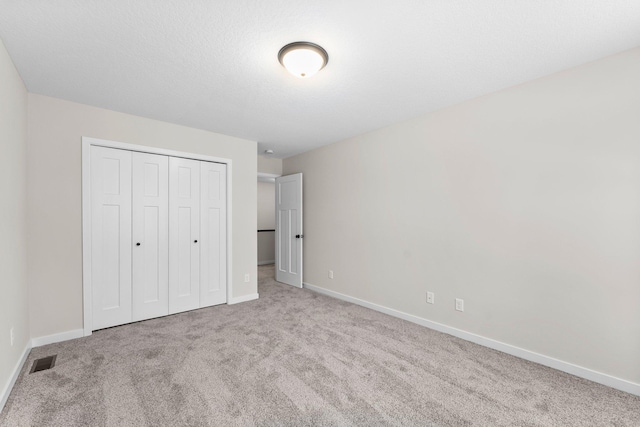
<box><xmin>81</xmin><ymin>137</ymin><xmax>233</xmax><ymax>337</ymax></box>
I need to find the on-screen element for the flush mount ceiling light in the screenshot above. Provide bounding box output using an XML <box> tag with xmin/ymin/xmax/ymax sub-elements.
<box><xmin>278</xmin><ymin>42</ymin><xmax>328</xmax><ymax>79</ymax></box>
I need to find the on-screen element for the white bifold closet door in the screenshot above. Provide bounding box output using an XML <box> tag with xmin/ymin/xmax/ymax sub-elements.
<box><xmin>168</xmin><ymin>158</ymin><xmax>227</xmax><ymax>313</ymax></box>
<box><xmin>90</xmin><ymin>145</ymin><xmax>227</xmax><ymax>330</ymax></box>
<box><xmin>132</xmin><ymin>152</ymin><xmax>169</xmax><ymax>322</ymax></box>
<box><xmin>200</xmin><ymin>161</ymin><xmax>227</xmax><ymax>307</ymax></box>
<box><xmin>169</xmin><ymin>157</ymin><xmax>201</xmax><ymax>314</ymax></box>
<box><xmin>91</xmin><ymin>146</ymin><xmax>133</xmax><ymax>330</ymax></box>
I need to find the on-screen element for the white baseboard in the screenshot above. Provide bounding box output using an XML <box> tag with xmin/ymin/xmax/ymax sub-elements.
<box><xmin>31</xmin><ymin>329</ymin><xmax>84</xmax><ymax>348</ymax></box>
<box><xmin>0</xmin><ymin>341</ymin><xmax>31</xmax><ymax>414</ymax></box>
<box><xmin>303</xmin><ymin>282</ymin><xmax>640</xmax><ymax>397</ymax></box>
<box><xmin>258</xmin><ymin>260</ymin><xmax>275</xmax><ymax>266</ymax></box>
<box><xmin>228</xmin><ymin>293</ymin><xmax>259</xmax><ymax>305</ymax></box>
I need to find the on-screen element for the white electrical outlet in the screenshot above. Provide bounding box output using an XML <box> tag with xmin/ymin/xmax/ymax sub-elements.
<box><xmin>426</xmin><ymin>292</ymin><xmax>435</xmax><ymax>304</ymax></box>
<box><xmin>10</xmin><ymin>327</ymin><xmax>14</xmax><ymax>346</ymax></box>
<box><xmin>244</xmin><ymin>274</ymin><xmax>250</xmax><ymax>283</ymax></box>
<box><xmin>455</xmin><ymin>298</ymin><xmax>464</xmax><ymax>312</ymax></box>
<box><xmin>328</xmin><ymin>270</ymin><xmax>334</xmax><ymax>279</ymax></box>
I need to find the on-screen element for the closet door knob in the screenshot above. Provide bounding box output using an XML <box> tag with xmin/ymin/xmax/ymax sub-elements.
<box><xmin>136</xmin><ymin>243</ymin><xmax>141</xmax><ymax>246</ymax></box>
<box><xmin>194</xmin><ymin>240</ymin><xmax>198</xmax><ymax>243</ymax></box>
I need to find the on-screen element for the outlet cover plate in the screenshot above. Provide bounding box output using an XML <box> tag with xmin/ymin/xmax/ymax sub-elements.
<box><xmin>427</xmin><ymin>292</ymin><xmax>435</xmax><ymax>304</ymax></box>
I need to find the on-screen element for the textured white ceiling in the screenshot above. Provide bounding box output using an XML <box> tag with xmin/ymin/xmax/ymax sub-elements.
<box><xmin>1</xmin><ymin>1</ymin><xmax>639</xmax><ymax>158</ymax></box>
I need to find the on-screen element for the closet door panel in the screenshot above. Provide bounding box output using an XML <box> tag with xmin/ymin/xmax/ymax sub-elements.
<box><xmin>91</xmin><ymin>146</ymin><xmax>132</xmax><ymax>330</ymax></box>
<box><xmin>132</xmin><ymin>152</ymin><xmax>169</xmax><ymax>322</ymax></box>
<box><xmin>200</xmin><ymin>162</ymin><xmax>227</xmax><ymax>307</ymax></box>
<box><xmin>169</xmin><ymin>157</ymin><xmax>201</xmax><ymax>314</ymax></box>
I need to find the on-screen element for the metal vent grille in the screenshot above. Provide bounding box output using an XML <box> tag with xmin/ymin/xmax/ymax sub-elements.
<box><xmin>29</xmin><ymin>355</ymin><xmax>57</xmax><ymax>374</ymax></box>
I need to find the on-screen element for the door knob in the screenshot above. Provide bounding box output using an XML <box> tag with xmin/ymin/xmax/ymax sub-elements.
<box><xmin>136</xmin><ymin>243</ymin><xmax>141</xmax><ymax>246</ymax></box>
<box><xmin>194</xmin><ymin>240</ymin><xmax>198</xmax><ymax>243</ymax></box>
<box><xmin>295</xmin><ymin>234</ymin><xmax>304</xmax><ymax>239</ymax></box>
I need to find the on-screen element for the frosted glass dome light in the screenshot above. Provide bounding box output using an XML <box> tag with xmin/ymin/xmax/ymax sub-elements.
<box><xmin>278</xmin><ymin>42</ymin><xmax>328</xmax><ymax>79</ymax></box>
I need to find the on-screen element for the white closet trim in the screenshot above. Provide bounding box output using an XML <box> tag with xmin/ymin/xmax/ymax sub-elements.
<box><xmin>81</xmin><ymin>137</ymin><xmax>233</xmax><ymax>337</ymax></box>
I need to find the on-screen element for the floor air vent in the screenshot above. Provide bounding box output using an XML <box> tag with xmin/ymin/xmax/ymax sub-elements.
<box><xmin>29</xmin><ymin>355</ymin><xmax>57</xmax><ymax>374</ymax></box>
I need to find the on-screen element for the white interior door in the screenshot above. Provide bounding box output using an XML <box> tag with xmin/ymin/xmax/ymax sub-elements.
<box><xmin>276</xmin><ymin>173</ymin><xmax>303</xmax><ymax>288</ymax></box>
<box><xmin>169</xmin><ymin>157</ymin><xmax>201</xmax><ymax>314</ymax></box>
<box><xmin>132</xmin><ymin>152</ymin><xmax>169</xmax><ymax>321</ymax></box>
<box><xmin>200</xmin><ymin>161</ymin><xmax>227</xmax><ymax>307</ymax></box>
<box><xmin>90</xmin><ymin>146</ymin><xmax>133</xmax><ymax>329</ymax></box>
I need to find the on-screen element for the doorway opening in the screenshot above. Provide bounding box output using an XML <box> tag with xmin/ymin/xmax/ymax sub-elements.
<box><xmin>257</xmin><ymin>173</ymin><xmax>279</xmax><ymax>266</ymax></box>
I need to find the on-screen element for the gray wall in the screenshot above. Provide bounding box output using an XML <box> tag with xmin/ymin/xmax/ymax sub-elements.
<box><xmin>0</xmin><ymin>39</ymin><xmax>29</xmax><ymax>408</ymax></box>
<box><xmin>258</xmin><ymin>156</ymin><xmax>282</xmax><ymax>175</ymax></box>
<box><xmin>284</xmin><ymin>48</ymin><xmax>640</xmax><ymax>384</ymax></box>
<box><xmin>27</xmin><ymin>94</ymin><xmax>258</xmax><ymax>339</ymax></box>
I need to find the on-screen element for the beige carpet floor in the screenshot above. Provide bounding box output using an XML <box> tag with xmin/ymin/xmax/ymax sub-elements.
<box><xmin>1</xmin><ymin>264</ymin><xmax>639</xmax><ymax>426</ymax></box>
